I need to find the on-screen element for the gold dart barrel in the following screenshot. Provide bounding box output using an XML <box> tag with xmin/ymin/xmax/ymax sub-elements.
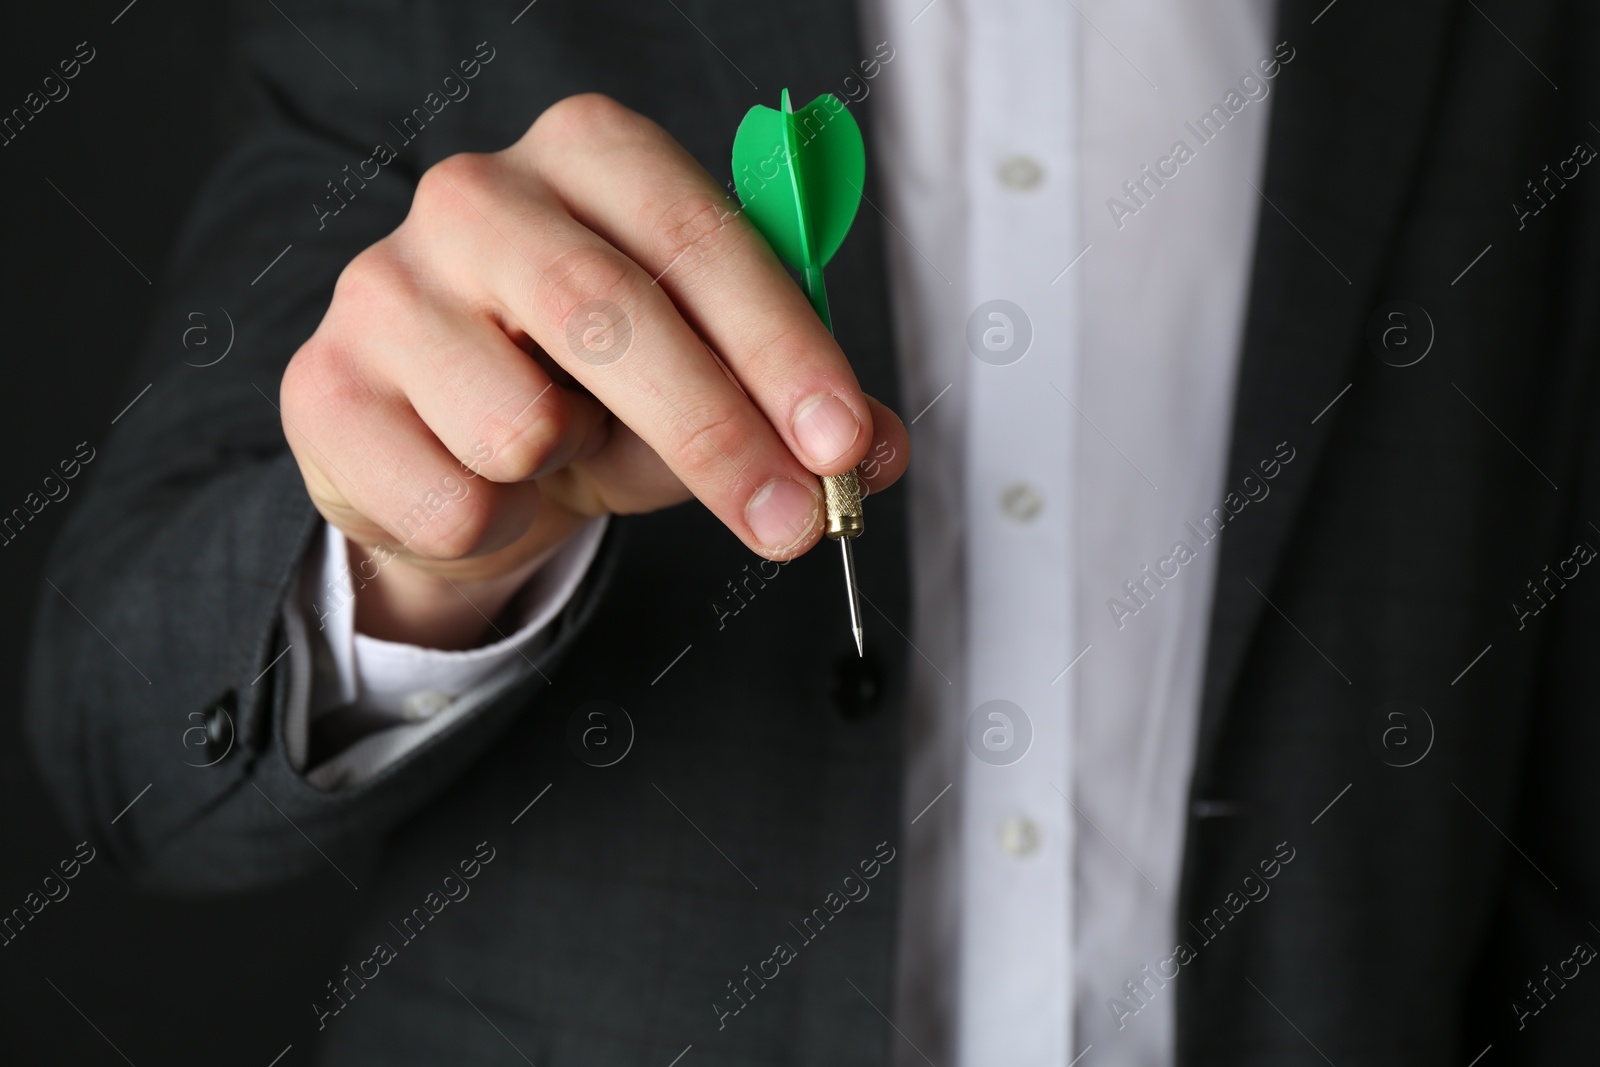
<box><xmin>822</xmin><ymin>471</ymin><xmax>864</xmax><ymax>540</ymax></box>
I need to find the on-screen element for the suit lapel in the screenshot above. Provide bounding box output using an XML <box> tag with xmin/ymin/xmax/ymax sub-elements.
<box><xmin>1189</xmin><ymin>0</ymin><xmax>1462</xmax><ymax>790</ymax></box>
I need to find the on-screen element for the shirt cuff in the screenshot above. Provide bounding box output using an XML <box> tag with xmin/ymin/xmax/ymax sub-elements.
<box><xmin>282</xmin><ymin>517</ymin><xmax>608</xmax><ymax>775</ymax></box>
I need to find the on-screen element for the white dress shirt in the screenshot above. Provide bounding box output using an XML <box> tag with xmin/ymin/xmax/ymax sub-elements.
<box><xmin>865</xmin><ymin>1</ymin><xmax>1274</xmax><ymax>1064</ymax></box>
<box><xmin>283</xmin><ymin>1</ymin><xmax>1276</xmax><ymax>1061</ymax></box>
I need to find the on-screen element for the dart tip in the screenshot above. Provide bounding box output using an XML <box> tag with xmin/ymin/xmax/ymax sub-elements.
<box><xmin>839</xmin><ymin>536</ymin><xmax>864</xmax><ymax>658</ymax></box>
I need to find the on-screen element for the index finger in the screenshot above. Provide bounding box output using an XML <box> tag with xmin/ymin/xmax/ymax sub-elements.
<box><xmin>520</xmin><ymin>93</ymin><xmax>876</xmax><ymax>478</ymax></box>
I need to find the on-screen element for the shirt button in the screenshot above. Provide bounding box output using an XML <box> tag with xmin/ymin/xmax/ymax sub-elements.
<box><xmin>998</xmin><ymin>155</ymin><xmax>1044</xmax><ymax>190</ymax></box>
<box><xmin>998</xmin><ymin>816</ymin><xmax>1041</xmax><ymax>857</ymax></box>
<box><xmin>401</xmin><ymin>691</ymin><xmax>453</xmax><ymax>722</ymax></box>
<box><xmin>999</xmin><ymin>483</ymin><xmax>1043</xmax><ymax>523</ymax></box>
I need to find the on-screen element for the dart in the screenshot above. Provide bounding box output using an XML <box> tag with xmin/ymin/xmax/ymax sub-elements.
<box><xmin>731</xmin><ymin>88</ymin><xmax>868</xmax><ymax>656</ymax></box>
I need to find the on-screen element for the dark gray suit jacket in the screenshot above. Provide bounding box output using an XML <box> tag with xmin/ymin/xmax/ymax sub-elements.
<box><xmin>25</xmin><ymin>0</ymin><xmax>1600</xmax><ymax>1063</ymax></box>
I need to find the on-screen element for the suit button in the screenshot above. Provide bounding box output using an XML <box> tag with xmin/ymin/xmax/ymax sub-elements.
<box><xmin>184</xmin><ymin>691</ymin><xmax>237</xmax><ymax>766</ymax></box>
<box><xmin>830</xmin><ymin>654</ymin><xmax>883</xmax><ymax>719</ymax></box>
<box><xmin>1191</xmin><ymin>799</ymin><xmax>1247</xmax><ymax>819</ymax></box>
<box><xmin>203</xmin><ymin>690</ymin><xmax>237</xmax><ymax>760</ymax></box>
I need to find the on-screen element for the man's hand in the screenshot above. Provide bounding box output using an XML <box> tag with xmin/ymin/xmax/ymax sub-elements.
<box><xmin>280</xmin><ymin>94</ymin><xmax>910</xmax><ymax>649</ymax></box>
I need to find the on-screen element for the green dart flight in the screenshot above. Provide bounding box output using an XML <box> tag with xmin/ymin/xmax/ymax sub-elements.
<box><xmin>731</xmin><ymin>88</ymin><xmax>868</xmax><ymax>655</ymax></box>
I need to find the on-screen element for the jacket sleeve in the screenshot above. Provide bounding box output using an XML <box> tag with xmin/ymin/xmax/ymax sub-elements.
<box><xmin>22</xmin><ymin>1</ymin><xmax>611</xmax><ymax>894</ymax></box>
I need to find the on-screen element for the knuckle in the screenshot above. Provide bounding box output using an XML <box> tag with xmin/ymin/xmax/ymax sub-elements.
<box><xmin>278</xmin><ymin>342</ymin><xmax>321</xmax><ymax>416</ymax></box>
<box><xmin>648</xmin><ymin>191</ymin><xmax>735</xmax><ymax>283</ymax></box>
<box><xmin>399</xmin><ymin>490</ymin><xmax>492</xmax><ymax>560</ymax></box>
<box><xmin>669</xmin><ymin>399</ymin><xmax>752</xmax><ymax>487</ymax></box>
<box><xmin>412</xmin><ymin>152</ymin><xmax>497</xmax><ymax>219</ymax></box>
<box><xmin>477</xmin><ymin>402</ymin><xmax>567</xmax><ymax>481</ymax></box>
<box><xmin>532</xmin><ymin>93</ymin><xmax>634</xmax><ymax>145</ymax></box>
<box><xmin>280</xmin><ymin>334</ymin><xmax>366</xmax><ymax>427</ymax></box>
<box><xmin>750</xmin><ymin>318</ymin><xmax>820</xmax><ymax>370</ymax></box>
<box><xmin>330</xmin><ymin>246</ymin><xmax>412</xmax><ymax>321</ymax></box>
<box><xmin>535</xmin><ymin>244</ymin><xmax>638</xmax><ymax>334</ymax></box>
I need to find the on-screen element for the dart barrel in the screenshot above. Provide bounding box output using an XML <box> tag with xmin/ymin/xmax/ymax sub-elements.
<box><xmin>822</xmin><ymin>471</ymin><xmax>864</xmax><ymax>540</ymax></box>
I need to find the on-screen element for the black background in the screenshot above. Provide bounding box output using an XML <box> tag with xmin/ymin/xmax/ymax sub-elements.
<box><xmin>0</xmin><ymin>2</ymin><xmax>347</xmax><ymax>1061</ymax></box>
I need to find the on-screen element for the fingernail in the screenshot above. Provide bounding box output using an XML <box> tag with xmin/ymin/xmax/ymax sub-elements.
<box><xmin>792</xmin><ymin>393</ymin><xmax>861</xmax><ymax>468</ymax></box>
<box><xmin>745</xmin><ymin>478</ymin><xmax>820</xmax><ymax>552</ymax></box>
